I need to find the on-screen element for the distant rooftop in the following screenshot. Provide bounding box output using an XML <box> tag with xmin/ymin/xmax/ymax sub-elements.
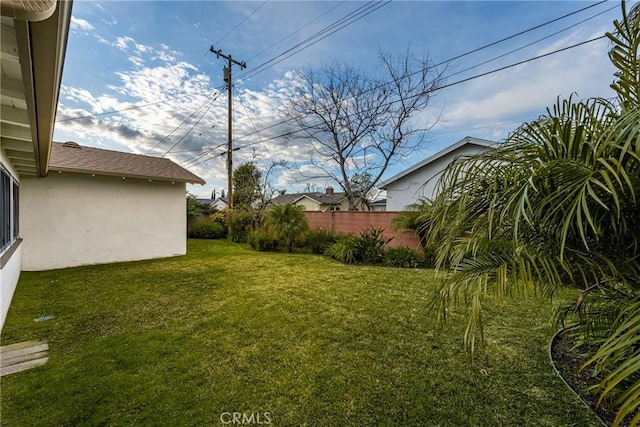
<box><xmin>49</xmin><ymin>142</ymin><xmax>205</xmax><ymax>184</ymax></box>
<box><xmin>271</xmin><ymin>188</ymin><xmax>346</xmax><ymax>205</ymax></box>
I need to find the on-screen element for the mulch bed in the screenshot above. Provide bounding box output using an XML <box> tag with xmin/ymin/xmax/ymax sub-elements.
<box><xmin>550</xmin><ymin>330</ymin><xmax>631</xmax><ymax>427</ymax></box>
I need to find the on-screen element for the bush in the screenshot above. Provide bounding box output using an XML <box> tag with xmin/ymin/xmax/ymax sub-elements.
<box><xmin>355</xmin><ymin>227</ymin><xmax>392</xmax><ymax>265</ymax></box>
<box><xmin>265</xmin><ymin>204</ymin><xmax>308</xmax><ymax>253</ymax></box>
<box><xmin>384</xmin><ymin>246</ymin><xmax>423</xmax><ymax>268</ymax></box>
<box><xmin>247</xmin><ymin>229</ymin><xmax>279</xmax><ymax>252</ymax></box>
<box><xmin>324</xmin><ymin>237</ymin><xmax>359</xmax><ymax>264</ymax></box>
<box><xmin>188</xmin><ymin>222</ymin><xmax>225</xmax><ymax>239</ymax></box>
<box><xmin>306</xmin><ymin>228</ymin><xmax>340</xmax><ymax>254</ymax></box>
<box><xmin>227</xmin><ymin>210</ymin><xmax>256</xmax><ymax>243</ymax></box>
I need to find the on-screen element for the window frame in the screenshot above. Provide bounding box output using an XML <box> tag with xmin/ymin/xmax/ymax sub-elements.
<box><xmin>1</xmin><ymin>166</ymin><xmax>19</xmax><ymax>256</ymax></box>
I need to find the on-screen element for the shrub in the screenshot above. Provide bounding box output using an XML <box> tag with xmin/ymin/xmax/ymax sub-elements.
<box><xmin>265</xmin><ymin>204</ymin><xmax>308</xmax><ymax>253</ymax></box>
<box><xmin>324</xmin><ymin>237</ymin><xmax>359</xmax><ymax>264</ymax></box>
<box><xmin>188</xmin><ymin>222</ymin><xmax>225</xmax><ymax>239</ymax></box>
<box><xmin>306</xmin><ymin>228</ymin><xmax>340</xmax><ymax>254</ymax></box>
<box><xmin>227</xmin><ymin>210</ymin><xmax>255</xmax><ymax>243</ymax></box>
<box><xmin>355</xmin><ymin>227</ymin><xmax>392</xmax><ymax>265</ymax></box>
<box><xmin>247</xmin><ymin>229</ymin><xmax>279</xmax><ymax>252</ymax></box>
<box><xmin>384</xmin><ymin>246</ymin><xmax>423</xmax><ymax>268</ymax></box>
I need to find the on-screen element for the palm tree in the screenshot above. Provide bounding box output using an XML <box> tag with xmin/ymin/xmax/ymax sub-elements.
<box><xmin>424</xmin><ymin>2</ymin><xmax>639</xmax><ymax>424</ymax></box>
<box><xmin>266</xmin><ymin>204</ymin><xmax>309</xmax><ymax>253</ymax></box>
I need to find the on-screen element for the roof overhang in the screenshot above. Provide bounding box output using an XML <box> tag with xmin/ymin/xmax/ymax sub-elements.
<box><xmin>1</xmin><ymin>0</ymin><xmax>72</xmax><ymax>177</ymax></box>
<box><xmin>48</xmin><ymin>166</ymin><xmax>205</xmax><ymax>185</ymax></box>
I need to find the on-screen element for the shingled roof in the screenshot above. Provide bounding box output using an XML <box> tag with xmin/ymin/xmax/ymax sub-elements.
<box><xmin>49</xmin><ymin>142</ymin><xmax>205</xmax><ymax>184</ymax></box>
<box><xmin>271</xmin><ymin>191</ymin><xmax>346</xmax><ymax>206</ymax></box>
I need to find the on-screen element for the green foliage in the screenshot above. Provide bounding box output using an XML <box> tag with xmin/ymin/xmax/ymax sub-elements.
<box><xmin>188</xmin><ymin>222</ymin><xmax>225</xmax><ymax>239</ymax></box>
<box><xmin>233</xmin><ymin>162</ymin><xmax>262</xmax><ymax>211</ymax></box>
<box><xmin>306</xmin><ymin>228</ymin><xmax>340</xmax><ymax>254</ymax></box>
<box><xmin>392</xmin><ymin>199</ymin><xmax>440</xmax><ymax>266</ymax></box>
<box><xmin>324</xmin><ymin>237</ymin><xmax>360</xmax><ymax>264</ymax></box>
<box><xmin>227</xmin><ymin>210</ymin><xmax>257</xmax><ymax>243</ymax></box>
<box><xmin>265</xmin><ymin>204</ymin><xmax>308</xmax><ymax>253</ymax></box>
<box><xmin>324</xmin><ymin>228</ymin><xmax>393</xmax><ymax>265</ymax></box>
<box><xmin>355</xmin><ymin>227</ymin><xmax>392</xmax><ymax>264</ymax></box>
<box><xmin>384</xmin><ymin>246</ymin><xmax>423</xmax><ymax>268</ymax></box>
<box><xmin>425</xmin><ymin>4</ymin><xmax>640</xmax><ymax>424</ymax></box>
<box><xmin>186</xmin><ymin>194</ymin><xmax>215</xmax><ymax>219</ymax></box>
<box><xmin>247</xmin><ymin>229</ymin><xmax>279</xmax><ymax>252</ymax></box>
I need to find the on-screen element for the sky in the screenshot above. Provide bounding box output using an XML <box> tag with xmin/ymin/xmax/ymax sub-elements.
<box><xmin>53</xmin><ymin>0</ymin><xmax>632</xmax><ymax>198</ymax></box>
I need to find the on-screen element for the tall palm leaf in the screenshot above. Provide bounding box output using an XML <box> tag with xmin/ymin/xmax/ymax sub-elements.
<box><xmin>425</xmin><ymin>2</ymin><xmax>639</xmax><ymax>423</ymax></box>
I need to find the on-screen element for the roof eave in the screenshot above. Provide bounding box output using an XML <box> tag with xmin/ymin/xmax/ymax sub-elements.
<box><xmin>49</xmin><ymin>166</ymin><xmax>206</xmax><ymax>184</ymax></box>
<box><xmin>379</xmin><ymin>136</ymin><xmax>497</xmax><ymax>188</ymax></box>
<box><xmin>14</xmin><ymin>0</ymin><xmax>72</xmax><ymax>177</ymax></box>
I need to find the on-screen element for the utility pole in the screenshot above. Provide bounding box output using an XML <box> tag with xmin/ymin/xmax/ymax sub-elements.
<box><xmin>210</xmin><ymin>46</ymin><xmax>246</xmax><ymax>211</ymax></box>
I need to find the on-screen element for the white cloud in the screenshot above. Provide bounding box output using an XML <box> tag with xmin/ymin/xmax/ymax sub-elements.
<box><xmin>70</xmin><ymin>17</ymin><xmax>94</xmax><ymax>32</ymax></box>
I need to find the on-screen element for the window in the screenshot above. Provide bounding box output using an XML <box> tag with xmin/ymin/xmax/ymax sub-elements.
<box><xmin>13</xmin><ymin>181</ymin><xmax>19</xmax><ymax>239</ymax></box>
<box><xmin>1</xmin><ymin>167</ymin><xmax>19</xmax><ymax>254</ymax></box>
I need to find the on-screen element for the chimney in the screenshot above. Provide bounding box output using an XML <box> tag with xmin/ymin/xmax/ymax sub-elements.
<box><xmin>326</xmin><ymin>186</ymin><xmax>334</xmax><ymax>195</ymax></box>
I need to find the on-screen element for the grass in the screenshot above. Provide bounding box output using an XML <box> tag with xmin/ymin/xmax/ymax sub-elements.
<box><xmin>1</xmin><ymin>239</ymin><xmax>599</xmax><ymax>426</ymax></box>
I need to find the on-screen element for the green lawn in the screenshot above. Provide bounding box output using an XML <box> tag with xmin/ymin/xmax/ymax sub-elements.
<box><xmin>1</xmin><ymin>239</ymin><xmax>598</xmax><ymax>426</ymax></box>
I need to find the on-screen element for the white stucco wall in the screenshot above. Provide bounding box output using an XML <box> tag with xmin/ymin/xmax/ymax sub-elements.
<box><xmin>1</xmin><ymin>148</ymin><xmax>22</xmax><ymax>332</ymax></box>
<box><xmin>385</xmin><ymin>144</ymin><xmax>492</xmax><ymax>211</ymax></box>
<box><xmin>1</xmin><ymin>243</ymin><xmax>22</xmax><ymax>331</ymax></box>
<box><xmin>20</xmin><ymin>172</ymin><xmax>188</xmax><ymax>271</ymax></box>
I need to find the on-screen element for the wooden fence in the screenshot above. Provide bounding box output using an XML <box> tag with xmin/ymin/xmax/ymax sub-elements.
<box><xmin>304</xmin><ymin>211</ymin><xmax>422</xmax><ymax>249</ymax></box>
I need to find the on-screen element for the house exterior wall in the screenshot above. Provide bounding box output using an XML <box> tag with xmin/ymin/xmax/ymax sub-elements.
<box><xmin>305</xmin><ymin>211</ymin><xmax>422</xmax><ymax>249</ymax></box>
<box><xmin>293</xmin><ymin>197</ymin><xmax>321</xmax><ymax>211</ymax></box>
<box><xmin>20</xmin><ymin>172</ymin><xmax>187</xmax><ymax>271</ymax></box>
<box><xmin>0</xmin><ymin>243</ymin><xmax>21</xmax><ymax>330</ymax></box>
<box><xmin>0</xmin><ymin>149</ymin><xmax>21</xmax><ymax>332</ymax></box>
<box><xmin>385</xmin><ymin>144</ymin><xmax>491</xmax><ymax>211</ymax></box>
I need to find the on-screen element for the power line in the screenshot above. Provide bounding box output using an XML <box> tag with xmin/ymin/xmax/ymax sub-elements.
<box><xmin>239</xmin><ymin>1</ymin><xmax>390</xmax><ymax>81</ymax></box>
<box><xmin>227</xmin><ymin>1</ymin><xmax>614</xmax><ymax>142</ymax></box>
<box><xmin>56</xmin><ymin>0</ymin><xmax>608</xmax><ymax>125</ymax></box>
<box><xmin>238</xmin><ymin>95</ymin><xmax>275</xmax><ymax>159</ymax></box>
<box><xmin>245</xmin><ymin>1</ymin><xmax>347</xmax><ymax>63</ymax></box>
<box><xmin>56</xmin><ymin>88</ymin><xmax>217</xmax><ymax>123</ymax></box>
<box><xmin>444</xmin><ymin>3</ymin><xmax>618</xmax><ymax>81</ymax></box>
<box><xmin>216</xmin><ymin>1</ymin><xmax>269</xmax><ymax>45</ymax></box>
<box><xmin>428</xmin><ymin>0</ymin><xmax>608</xmax><ymax>72</ymax></box>
<box><xmin>436</xmin><ymin>35</ymin><xmax>606</xmax><ymax>92</ymax></box>
<box><xmin>211</xmin><ymin>34</ymin><xmax>610</xmax><ymax>165</ymax></box>
<box><xmin>161</xmin><ymin>93</ymin><xmax>221</xmax><ymax>157</ymax></box>
<box><xmin>146</xmin><ymin>91</ymin><xmax>221</xmax><ymax>155</ymax></box>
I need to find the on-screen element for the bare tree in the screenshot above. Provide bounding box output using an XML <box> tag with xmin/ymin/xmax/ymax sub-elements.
<box><xmin>287</xmin><ymin>49</ymin><xmax>445</xmax><ymax>210</ymax></box>
<box><xmin>257</xmin><ymin>159</ymin><xmax>288</xmax><ymax>213</ymax></box>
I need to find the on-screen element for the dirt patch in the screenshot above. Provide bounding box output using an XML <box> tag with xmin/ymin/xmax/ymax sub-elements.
<box><xmin>550</xmin><ymin>331</ymin><xmax>629</xmax><ymax>427</ymax></box>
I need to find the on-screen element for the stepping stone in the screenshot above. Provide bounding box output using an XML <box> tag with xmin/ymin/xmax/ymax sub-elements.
<box><xmin>0</xmin><ymin>340</ymin><xmax>49</xmax><ymax>377</ymax></box>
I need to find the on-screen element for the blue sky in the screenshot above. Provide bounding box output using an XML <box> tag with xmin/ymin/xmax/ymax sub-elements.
<box><xmin>54</xmin><ymin>1</ymin><xmax>631</xmax><ymax>197</ymax></box>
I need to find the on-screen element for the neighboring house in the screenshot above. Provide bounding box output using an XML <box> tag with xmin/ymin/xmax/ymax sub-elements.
<box><xmin>211</xmin><ymin>197</ymin><xmax>228</xmax><ymax>211</ymax></box>
<box><xmin>196</xmin><ymin>196</ymin><xmax>227</xmax><ymax>211</ymax></box>
<box><xmin>270</xmin><ymin>187</ymin><xmax>366</xmax><ymax>211</ymax></box>
<box><xmin>370</xmin><ymin>199</ymin><xmax>387</xmax><ymax>212</ymax></box>
<box><xmin>0</xmin><ymin>0</ymin><xmax>204</xmax><ymax>331</ymax></box>
<box><xmin>379</xmin><ymin>136</ymin><xmax>496</xmax><ymax>211</ymax></box>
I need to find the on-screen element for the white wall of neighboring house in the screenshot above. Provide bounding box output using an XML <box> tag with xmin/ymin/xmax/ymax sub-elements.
<box><xmin>385</xmin><ymin>144</ymin><xmax>492</xmax><ymax>211</ymax></box>
<box><xmin>20</xmin><ymin>172</ymin><xmax>187</xmax><ymax>271</ymax></box>
<box><xmin>0</xmin><ymin>150</ymin><xmax>21</xmax><ymax>330</ymax></box>
<box><xmin>293</xmin><ymin>197</ymin><xmax>321</xmax><ymax>211</ymax></box>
